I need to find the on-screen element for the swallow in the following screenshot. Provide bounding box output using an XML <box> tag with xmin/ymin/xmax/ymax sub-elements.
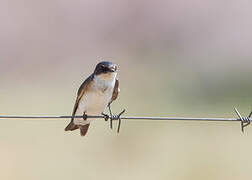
<box><xmin>65</xmin><ymin>61</ymin><xmax>119</xmax><ymax>136</ymax></box>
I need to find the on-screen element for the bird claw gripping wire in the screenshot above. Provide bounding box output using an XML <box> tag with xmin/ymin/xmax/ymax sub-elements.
<box><xmin>234</xmin><ymin>108</ymin><xmax>252</xmax><ymax>133</ymax></box>
<box><xmin>102</xmin><ymin>109</ymin><xmax>126</xmax><ymax>133</ymax></box>
<box><xmin>102</xmin><ymin>113</ymin><xmax>110</xmax><ymax>121</ymax></box>
<box><xmin>82</xmin><ymin>113</ymin><xmax>88</xmax><ymax>120</ymax></box>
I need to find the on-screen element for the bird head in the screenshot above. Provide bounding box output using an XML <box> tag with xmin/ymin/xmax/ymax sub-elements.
<box><xmin>94</xmin><ymin>61</ymin><xmax>117</xmax><ymax>75</ymax></box>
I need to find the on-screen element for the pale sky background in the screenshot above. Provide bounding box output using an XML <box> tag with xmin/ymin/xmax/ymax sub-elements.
<box><xmin>0</xmin><ymin>0</ymin><xmax>252</xmax><ymax>180</ymax></box>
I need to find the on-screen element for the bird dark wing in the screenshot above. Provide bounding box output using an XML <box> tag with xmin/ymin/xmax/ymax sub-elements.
<box><xmin>109</xmin><ymin>79</ymin><xmax>120</xmax><ymax>105</ymax></box>
<box><xmin>65</xmin><ymin>74</ymin><xmax>94</xmax><ymax>132</ymax></box>
<box><xmin>72</xmin><ymin>74</ymin><xmax>94</xmax><ymax>120</ymax></box>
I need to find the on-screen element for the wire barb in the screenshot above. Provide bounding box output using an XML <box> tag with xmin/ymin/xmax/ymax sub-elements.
<box><xmin>116</xmin><ymin>109</ymin><xmax>125</xmax><ymax>133</ymax></box>
<box><xmin>234</xmin><ymin>108</ymin><xmax>252</xmax><ymax>133</ymax></box>
<box><xmin>102</xmin><ymin>109</ymin><xmax>125</xmax><ymax>133</ymax></box>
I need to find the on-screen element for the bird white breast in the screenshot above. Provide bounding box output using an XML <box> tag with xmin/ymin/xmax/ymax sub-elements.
<box><xmin>74</xmin><ymin>72</ymin><xmax>117</xmax><ymax>126</ymax></box>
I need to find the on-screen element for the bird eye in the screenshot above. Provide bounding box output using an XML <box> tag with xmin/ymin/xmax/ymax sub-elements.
<box><xmin>101</xmin><ymin>65</ymin><xmax>108</xmax><ymax>72</ymax></box>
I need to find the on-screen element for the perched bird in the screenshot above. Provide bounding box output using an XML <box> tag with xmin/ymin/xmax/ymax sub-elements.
<box><xmin>65</xmin><ymin>61</ymin><xmax>119</xmax><ymax>136</ymax></box>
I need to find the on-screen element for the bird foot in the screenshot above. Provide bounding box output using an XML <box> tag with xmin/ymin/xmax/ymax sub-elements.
<box><xmin>101</xmin><ymin>112</ymin><xmax>109</xmax><ymax>121</ymax></box>
<box><xmin>83</xmin><ymin>113</ymin><xmax>88</xmax><ymax>120</ymax></box>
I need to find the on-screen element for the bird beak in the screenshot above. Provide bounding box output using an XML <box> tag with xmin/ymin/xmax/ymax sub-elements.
<box><xmin>108</xmin><ymin>65</ymin><xmax>117</xmax><ymax>72</ymax></box>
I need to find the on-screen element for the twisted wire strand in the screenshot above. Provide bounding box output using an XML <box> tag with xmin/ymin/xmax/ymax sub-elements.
<box><xmin>0</xmin><ymin>108</ymin><xmax>251</xmax><ymax>132</ymax></box>
<box><xmin>0</xmin><ymin>115</ymin><xmax>240</xmax><ymax>121</ymax></box>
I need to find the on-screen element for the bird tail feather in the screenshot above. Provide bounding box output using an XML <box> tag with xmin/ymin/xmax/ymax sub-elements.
<box><xmin>80</xmin><ymin>124</ymin><xmax>90</xmax><ymax>136</ymax></box>
<box><xmin>65</xmin><ymin>121</ymin><xmax>79</xmax><ymax>131</ymax></box>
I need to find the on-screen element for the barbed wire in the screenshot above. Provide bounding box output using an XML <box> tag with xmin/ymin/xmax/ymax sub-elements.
<box><xmin>0</xmin><ymin>108</ymin><xmax>251</xmax><ymax>133</ymax></box>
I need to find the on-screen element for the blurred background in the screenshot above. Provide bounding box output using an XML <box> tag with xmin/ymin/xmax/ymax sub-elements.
<box><xmin>0</xmin><ymin>0</ymin><xmax>252</xmax><ymax>179</ymax></box>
